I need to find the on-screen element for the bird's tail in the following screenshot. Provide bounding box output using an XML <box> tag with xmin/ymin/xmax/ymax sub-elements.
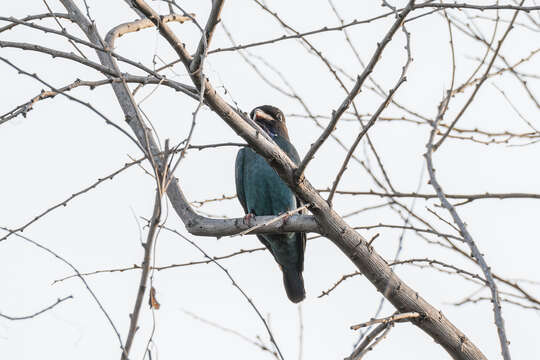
<box><xmin>282</xmin><ymin>268</ymin><xmax>306</xmax><ymax>303</ymax></box>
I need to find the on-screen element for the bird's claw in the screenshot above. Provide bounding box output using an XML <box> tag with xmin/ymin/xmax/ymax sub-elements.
<box><xmin>281</xmin><ymin>212</ymin><xmax>291</xmax><ymax>224</ymax></box>
<box><xmin>243</xmin><ymin>213</ymin><xmax>255</xmax><ymax>226</ymax></box>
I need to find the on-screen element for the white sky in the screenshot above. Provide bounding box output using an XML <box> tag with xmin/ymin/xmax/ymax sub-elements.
<box><xmin>1</xmin><ymin>1</ymin><xmax>539</xmax><ymax>359</ymax></box>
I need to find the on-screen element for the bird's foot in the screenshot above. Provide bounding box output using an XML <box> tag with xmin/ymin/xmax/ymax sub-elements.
<box><xmin>243</xmin><ymin>213</ymin><xmax>255</xmax><ymax>226</ymax></box>
<box><xmin>280</xmin><ymin>211</ymin><xmax>291</xmax><ymax>224</ymax></box>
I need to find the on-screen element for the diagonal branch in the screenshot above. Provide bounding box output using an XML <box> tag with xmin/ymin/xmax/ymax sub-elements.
<box><xmin>190</xmin><ymin>0</ymin><xmax>224</xmax><ymax>74</ymax></box>
<box><xmin>327</xmin><ymin>76</ymin><xmax>407</xmax><ymax>205</ymax></box>
<box><xmin>426</xmin><ymin>98</ymin><xmax>512</xmax><ymax>360</ymax></box>
<box><xmin>295</xmin><ymin>1</ymin><xmax>415</xmax><ymax>178</ymax></box>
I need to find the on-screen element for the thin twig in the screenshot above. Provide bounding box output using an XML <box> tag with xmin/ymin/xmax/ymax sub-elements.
<box><xmin>318</xmin><ymin>271</ymin><xmax>362</xmax><ymax>298</ymax></box>
<box><xmin>181</xmin><ymin>310</ymin><xmax>279</xmax><ymax>359</ymax></box>
<box><xmin>347</xmin><ymin>322</ymin><xmax>390</xmax><ymax>360</ymax></box>
<box><xmin>53</xmin><ymin>246</ymin><xmax>266</xmax><ymax>284</ymax></box>
<box><xmin>237</xmin><ymin>204</ymin><xmax>309</xmax><ymax>236</ymax></box>
<box><xmin>162</xmin><ymin>225</ymin><xmax>285</xmax><ymax>360</ymax></box>
<box><xmin>426</xmin><ymin>76</ymin><xmax>513</xmax><ymax>360</ymax></box>
<box><xmin>1</xmin><ymin>229</ymin><xmax>125</xmax><ymax>352</ymax></box>
<box><xmin>122</xmin><ymin>189</ymin><xmax>164</xmax><ymax>360</ymax></box>
<box><xmin>434</xmin><ymin>2</ymin><xmax>525</xmax><ymax>150</ymax></box>
<box><xmin>296</xmin><ymin>1</ymin><xmax>416</xmax><ymax>178</ymax></box>
<box><xmin>351</xmin><ymin>312</ymin><xmax>421</xmax><ymax>330</ymax></box>
<box><xmin>0</xmin><ymin>295</ymin><xmax>73</xmax><ymax>320</ymax></box>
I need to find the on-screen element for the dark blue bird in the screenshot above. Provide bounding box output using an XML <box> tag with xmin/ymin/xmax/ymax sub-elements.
<box><xmin>235</xmin><ymin>105</ymin><xmax>306</xmax><ymax>303</ymax></box>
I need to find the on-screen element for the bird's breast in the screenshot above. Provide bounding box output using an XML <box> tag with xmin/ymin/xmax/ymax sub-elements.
<box><xmin>243</xmin><ymin>149</ymin><xmax>296</xmax><ymax>216</ymax></box>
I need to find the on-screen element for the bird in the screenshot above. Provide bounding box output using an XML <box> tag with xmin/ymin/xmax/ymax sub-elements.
<box><xmin>235</xmin><ymin>105</ymin><xmax>306</xmax><ymax>303</ymax></box>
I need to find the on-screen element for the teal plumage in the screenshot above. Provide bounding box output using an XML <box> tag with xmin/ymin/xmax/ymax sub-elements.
<box><xmin>235</xmin><ymin>105</ymin><xmax>306</xmax><ymax>303</ymax></box>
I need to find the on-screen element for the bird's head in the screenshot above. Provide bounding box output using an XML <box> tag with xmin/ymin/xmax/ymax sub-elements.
<box><xmin>250</xmin><ymin>105</ymin><xmax>289</xmax><ymax>139</ymax></box>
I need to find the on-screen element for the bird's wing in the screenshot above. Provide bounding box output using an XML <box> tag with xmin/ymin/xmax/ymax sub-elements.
<box><xmin>294</xmin><ymin>194</ymin><xmax>307</xmax><ymax>271</ymax></box>
<box><xmin>279</xmin><ymin>137</ymin><xmax>307</xmax><ymax>270</ymax></box>
<box><xmin>236</xmin><ymin>149</ymin><xmax>275</xmax><ymax>254</ymax></box>
<box><xmin>276</xmin><ymin>137</ymin><xmax>305</xmax><ymax>212</ymax></box>
<box><xmin>295</xmin><ymin>225</ymin><xmax>307</xmax><ymax>271</ymax></box>
<box><xmin>283</xmin><ymin>140</ymin><xmax>301</xmax><ymax>165</ymax></box>
<box><xmin>234</xmin><ymin>148</ymin><xmax>248</xmax><ymax>214</ymax></box>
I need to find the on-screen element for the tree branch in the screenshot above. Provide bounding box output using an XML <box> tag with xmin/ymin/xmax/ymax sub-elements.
<box><xmin>434</xmin><ymin>2</ymin><xmax>524</xmax><ymax>150</ymax></box>
<box><xmin>190</xmin><ymin>0</ymin><xmax>224</xmax><ymax>73</ymax></box>
<box><xmin>351</xmin><ymin>312</ymin><xmax>421</xmax><ymax>330</ymax></box>
<box><xmin>295</xmin><ymin>1</ymin><xmax>415</xmax><ymax>178</ymax></box>
<box><xmin>121</xmin><ymin>190</ymin><xmax>162</xmax><ymax>360</ymax></box>
<box><xmin>0</xmin><ymin>295</ymin><xmax>73</xmax><ymax>321</ymax></box>
<box><xmin>130</xmin><ymin>1</ymin><xmax>488</xmax><ymax>358</ymax></box>
<box><xmin>426</xmin><ymin>94</ymin><xmax>512</xmax><ymax>360</ymax></box>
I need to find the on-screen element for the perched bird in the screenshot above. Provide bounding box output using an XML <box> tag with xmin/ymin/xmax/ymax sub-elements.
<box><xmin>235</xmin><ymin>105</ymin><xmax>306</xmax><ymax>303</ymax></box>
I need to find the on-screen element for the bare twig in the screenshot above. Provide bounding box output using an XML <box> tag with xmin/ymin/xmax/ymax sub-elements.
<box><xmin>416</xmin><ymin>3</ymin><xmax>540</xmax><ymax>11</ymax></box>
<box><xmin>237</xmin><ymin>204</ymin><xmax>309</xmax><ymax>236</ymax></box>
<box><xmin>434</xmin><ymin>2</ymin><xmax>525</xmax><ymax>150</ymax></box>
<box><xmin>0</xmin><ymin>295</ymin><xmax>73</xmax><ymax>320</ymax></box>
<box><xmin>0</xmin><ymin>12</ymin><xmax>72</xmax><ymax>33</ymax></box>
<box><xmin>353</xmin><ymin>324</ymin><xmax>393</xmax><ymax>360</ymax></box>
<box><xmin>0</xmin><ymin>57</ymin><xmax>144</xmax><ymax>153</ymax></box>
<box><xmin>208</xmin><ymin>11</ymin><xmax>398</xmax><ymax>55</ymax></box>
<box><xmin>426</xmin><ymin>88</ymin><xmax>513</xmax><ymax>360</ymax></box>
<box><xmin>296</xmin><ymin>1</ymin><xmax>416</xmax><ymax>178</ymax></box>
<box><xmin>319</xmin><ymin>189</ymin><xmax>540</xmax><ymax>201</ymax></box>
<box><xmin>53</xmin><ymin>246</ymin><xmax>266</xmax><ymax>284</ymax></box>
<box><xmin>162</xmin><ymin>225</ymin><xmax>285</xmax><ymax>360</ymax></box>
<box><xmin>351</xmin><ymin>312</ymin><xmax>421</xmax><ymax>330</ymax></box>
<box><xmin>347</xmin><ymin>322</ymin><xmax>391</xmax><ymax>360</ymax></box>
<box><xmin>182</xmin><ymin>310</ymin><xmax>279</xmax><ymax>359</ymax></box>
<box><xmin>1</xmin><ymin>229</ymin><xmax>125</xmax><ymax>352</ymax></box>
<box><xmin>318</xmin><ymin>271</ymin><xmax>362</xmax><ymax>298</ymax></box>
<box><xmin>121</xmin><ymin>190</ymin><xmax>163</xmax><ymax>360</ymax></box>
<box><xmin>327</xmin><ymin>74</ymin><xmax>409</xmax><ymax>204</ymax></box>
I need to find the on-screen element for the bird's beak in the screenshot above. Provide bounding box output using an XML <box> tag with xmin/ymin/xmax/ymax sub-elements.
<box><xmin>252</xmin><ymin>109</ymin><xmax>274</xmax><ymax>123</ymax></box>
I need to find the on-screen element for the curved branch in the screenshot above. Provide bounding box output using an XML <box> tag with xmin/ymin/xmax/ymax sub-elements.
<box><xmin>0</xmin><ymin>296</ymin><xmax>73</xmax><ymax>320</ymax></box>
